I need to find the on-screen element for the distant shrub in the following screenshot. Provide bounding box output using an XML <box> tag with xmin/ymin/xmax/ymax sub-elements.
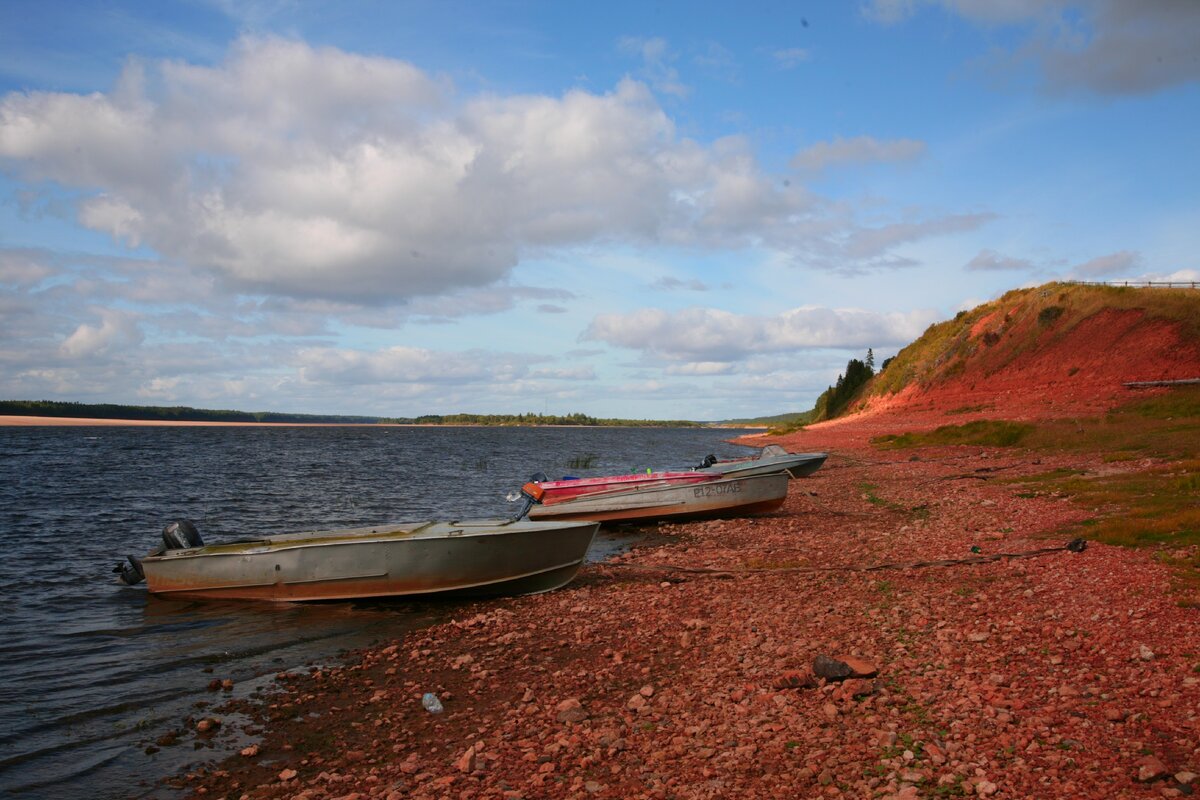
<box><xmin>982</xmin><ymin>331</ymin><xmax>1001</xmax><ymax>346</ymax></box>
<box><xmin>1038</xmin><ymin>306</ymin><xmax>1065</xmax><ymax>325</ymax></box>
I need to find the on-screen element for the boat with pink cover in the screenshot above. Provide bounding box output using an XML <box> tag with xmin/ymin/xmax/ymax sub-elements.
<box><xmin>530</xmin><ymin>471</ymin><xmax>714</xmax><ymax>506</ymax></box>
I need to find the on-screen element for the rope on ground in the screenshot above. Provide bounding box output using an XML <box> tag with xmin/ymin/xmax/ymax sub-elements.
<box><xmin>591</xmin><ymin>538</ymin><xmax>1088</xmax><ymax>578</ymax></box>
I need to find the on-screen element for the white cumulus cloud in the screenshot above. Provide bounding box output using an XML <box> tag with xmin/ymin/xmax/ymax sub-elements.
<box><xmin>59</xmin><ymin>309</ymin><xmax>143</xmax><ymax>358</ymax></box>
<box><xmin>0</xmin><ymin>35</ymin><xmax>993</xmax><ymax>309</ymax></box>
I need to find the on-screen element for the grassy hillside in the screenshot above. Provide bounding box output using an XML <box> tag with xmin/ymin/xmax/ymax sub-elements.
<box><xmin>767</xmin><ymin>282</ymin><xmax>1200</xmax><ymax>433</ymax></box>
<box><xmin>866</xmin><ymin>282</ymin><xmax>1200</xmax><ymax>401</ymax></box>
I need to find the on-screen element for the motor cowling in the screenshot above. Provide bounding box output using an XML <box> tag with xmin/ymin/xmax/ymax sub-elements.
<box><xmin>162</xmin><ymin>519</ymin><xmax>204</xmax><ymax>550</ymax></box>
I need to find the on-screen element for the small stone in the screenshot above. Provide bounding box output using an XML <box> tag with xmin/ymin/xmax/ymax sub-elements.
<box><xmin>975</xmin><ymin>781</ymin><xmax>997</xmax><ymax>796</ymax></box>
<box><xmin>968</xmin><ymin>632</ymin><xmax>990</xmax><ymax>643</ymax></box>
<box><xmin>278</xmin><ymin>768</ymin><xmax>297</xmax><ymax>782</ymax></box>
<box><xmin>1136</xmin><ymin>755</ymin><xmax>1169</xmax><ymax>782</ymax></box>
<box><xmin>239</xmin><ymin>744</ymin><xmax>260</xmax><ymax>758</ymax></box>
<box><xmin>1139</xmin><ymin>645</ymin><xmax>1156</xmax><ymax>661</ymax></box>
<box><xmin>195</xmin><ymin>718</ymin><xmax>220</xmax><ymax>733</ymax></box>
<box><xmin>839</xmin><ymin>678</ymin><xmax>875</xmax><ymax>700</ymax></box>
<box><xmin>221</xmin><ymin>679</ymin><xmax>234</xmax><ymax>691</ymax></box>
<box><xmin>455</xmin><ymin>746</ymin><xmax>477</xmax><ymax>773</ymax></box>
<box><xmin>1104</xmin><ymin>708</ymin><xmax>1128</xmax><ymax>722</ymax></box>
<box><xmin>1174</xmin><ymin>771</ymin><xmax>1196</xmax><ymax>785</ymax></box>
<box><xmin>555</xmin><ymin>698</ymin><xmax>588</xmax><ymax>723</ymax></box>
<box><xmin>639</xmin><ymin>684</ymin><xmax>655</xmax><ymax>697</ymax></box>
<box><xmin>627</xmin><ymin>694</ymin><xmax>648</xmax><ymax>711</ymax></box>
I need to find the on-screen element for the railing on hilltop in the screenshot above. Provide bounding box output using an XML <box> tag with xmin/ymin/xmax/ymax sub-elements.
<box><xmin>1064</xmin><ymin>280</ymin><xmax>1198</xmax><ymax>289</ymax></box>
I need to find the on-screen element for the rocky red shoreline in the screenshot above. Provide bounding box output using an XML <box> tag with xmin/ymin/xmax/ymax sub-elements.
<box><xmin>171</xmin><ymin>420</ymin><xmax>1198</xmax><ymax>800</ymax></box>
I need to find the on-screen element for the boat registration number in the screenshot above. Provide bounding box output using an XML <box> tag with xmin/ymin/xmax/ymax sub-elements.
<box><xmin>694</xmin><ymin>481</ymin><xmax>742</xmax><ymax>497</ymax></box>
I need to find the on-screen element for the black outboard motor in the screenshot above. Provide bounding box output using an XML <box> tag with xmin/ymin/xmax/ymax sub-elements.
<box><xmin>115</xmin><ymin>555</ymin><xmax>145</xmax><ymax>585</ymax></box>
<box><xmin>695</xmin><ymin>454</ymin><xmax>717</xmax><ymax>470</ymax></box>
<box><xmin>114</xmin><ymin>520</ymin><xmax>204</xmax><ymax>586</ymax></box>
<box><xmin>162</xmin><ymin>519</ymin><xmax>204</xmax><ymax>550</ymax></box>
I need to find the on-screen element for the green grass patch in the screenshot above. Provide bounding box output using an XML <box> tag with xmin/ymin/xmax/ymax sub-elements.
<box><xmin>1024</xmin><ymin>465</ymin><xmax>1200</xmax><ymax>549</ymax></box>
<box><xmin>1022</xmin><ymin>387</ymin><xmax>1200</xmax><ymax>460</ymax></box>
<box><xmin>858</xmin><ymin>481</ymin><xmax>890</xmax><ymax>506</ymax></box>
<box><xmin>1007</xmin><ymin>459</ymin><xmax>1200</xmax><ymax>597</ymax></box>
<box><xmin>872</xmin><ymin>420</ymin><xmax>1034</xmax><ymax>449</ymax></box>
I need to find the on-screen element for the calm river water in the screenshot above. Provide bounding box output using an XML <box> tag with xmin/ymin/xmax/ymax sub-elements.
<box><xmin>0</xmin><ymin>424</ymin><xmax>756</xmax><ymax>799</ymax></box>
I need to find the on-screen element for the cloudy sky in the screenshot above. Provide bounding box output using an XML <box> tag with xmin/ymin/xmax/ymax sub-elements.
<box><xmin>1</xmin><ymin>1</ymin><xmax>1197</xmax><ymax>420</ymax></box>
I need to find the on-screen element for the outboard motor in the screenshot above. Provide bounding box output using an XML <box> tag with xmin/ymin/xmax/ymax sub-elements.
<box><xmin>162</xmin><ymin>519</ymin><xmax>204</xmax><ymax>550</ymax></box>
<box><xmin>115</xmin><ymin>555</ymin><xmax>145</xmax><ymax>585</ymax></box>
<box><xmin>695</xmin><ymin>454</ymin><xmax>717</xmax><ymax>470</ymax></box>
<box><xmin>509</xmin><ymin>473</ymin><xmax>550</xmax><ymax>520</ymax></box>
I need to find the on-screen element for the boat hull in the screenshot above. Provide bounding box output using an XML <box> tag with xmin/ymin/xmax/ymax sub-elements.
<box><xmin>139</xmin><ymin>519</ymin><xmax>599</xmax><ymax>602</ymax></box>
<box><xmin>527</xmin><ymin>474</ymin><xmax>788</xmax><ymax>524</ymax></box>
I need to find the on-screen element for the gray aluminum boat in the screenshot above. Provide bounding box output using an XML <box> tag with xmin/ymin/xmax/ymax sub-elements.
<box><xmin>115</xmin><ymin>517</ymin><xmax>599</xmax><ymax>602</ymax></box>
<box><xmin>696</xmin><ymin>445</ymin><xmax>827</xmax><ymax>479</ymax></box>
<box><xmin>524</xmin><ymin>473</ymin><xmax>788</xmax><ymax>524</ymax></box>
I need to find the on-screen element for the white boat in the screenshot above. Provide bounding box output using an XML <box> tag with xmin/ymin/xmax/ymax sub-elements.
<box><xmin>115</xmin><ymin>517</ymin><xmax>599</xmax><ymax>602</ymax></box>
<box><xmin>697</xmin><ymin>445</ymin><xmax>827</xmax><ymax>479</ymax></box>
<box><xmin>522</xmin><ymin>473</ymin><xmax>788</xmax><ymax>524</ymax></box>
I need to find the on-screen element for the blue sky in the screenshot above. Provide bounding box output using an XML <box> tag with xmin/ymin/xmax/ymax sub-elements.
<box><xmin>1</xmin><ymin>1</ymin><xmax>1197</xmax><ymax>420</ymax></box>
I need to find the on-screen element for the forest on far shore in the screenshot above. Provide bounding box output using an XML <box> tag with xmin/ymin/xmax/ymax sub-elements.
<box><xmin>0</xmin><ymin>400</ymin><xmax>702</xmax><ymax>427</ymax></box>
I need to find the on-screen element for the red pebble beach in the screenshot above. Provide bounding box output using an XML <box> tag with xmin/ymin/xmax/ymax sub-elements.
<box><xmin>171</xmin><ymin>395</ymin><xmax>1200</xmax><ymax>800</ymax></box>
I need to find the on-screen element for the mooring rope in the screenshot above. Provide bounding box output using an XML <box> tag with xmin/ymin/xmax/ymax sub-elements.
<box><xmin>592</xmin><ymin>538</ymin><xmax>1087</xmax><ymax>578</ymax></box>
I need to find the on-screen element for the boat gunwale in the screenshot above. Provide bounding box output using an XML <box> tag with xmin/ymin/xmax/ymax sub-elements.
<box><xmin>142</xmin><ymin>519</ymin><xmax>600</xmax><ymax>561</ymax></box>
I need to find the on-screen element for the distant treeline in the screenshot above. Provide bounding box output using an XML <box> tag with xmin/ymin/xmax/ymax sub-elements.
<box><xmin>0</xmin><ymin>401</ymin><xmax>700</xmax><ymax>427</ymax></box>
<box><xmin>379</xmin><ymin>412</ymin><xmax>701</xmax><ymax>427</ymax></box>
<box><xmin>0</xmin><ymin>400</ymin><xmax>380</xmax><ymax>424</ymax></box>
<box><xmin>767</xmin><ymin>349</ymin><xmax>885</xmax><ymax>434</ymax></box>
